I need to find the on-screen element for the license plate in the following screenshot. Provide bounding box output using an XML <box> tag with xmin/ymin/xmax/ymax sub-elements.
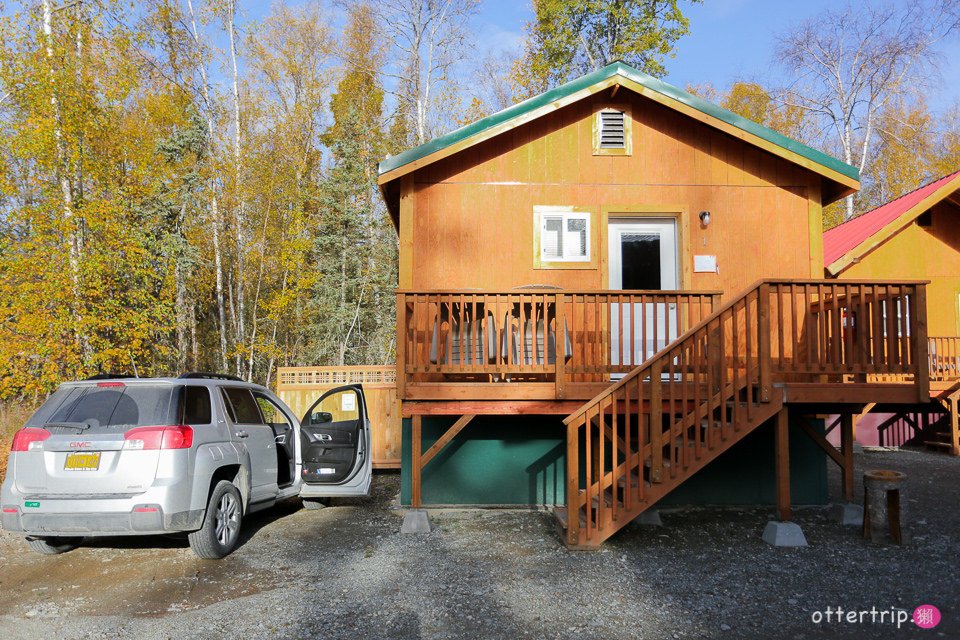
<box><xmin>64</xmin><ymin>451</ymin><xmax>101</xmax><ymax>471</ymax></box>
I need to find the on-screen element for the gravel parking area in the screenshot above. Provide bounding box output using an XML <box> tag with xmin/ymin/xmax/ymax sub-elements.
<box><xmin>0</xmin><ymin>448</ymin><xmax>957</xmax><ymax>639</ymax></box>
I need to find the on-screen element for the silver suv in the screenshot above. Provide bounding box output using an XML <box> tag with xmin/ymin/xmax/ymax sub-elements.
<box><xmin>0</xmin><ymin>373</ymin><xmax>371</xmax><ymax>558</ymax></box>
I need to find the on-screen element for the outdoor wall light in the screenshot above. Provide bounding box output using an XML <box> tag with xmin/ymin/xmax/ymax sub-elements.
<box><xmin>699</xmin><ymin>210</ymin><xmax>711</xmax><ymax>226</ymax></box>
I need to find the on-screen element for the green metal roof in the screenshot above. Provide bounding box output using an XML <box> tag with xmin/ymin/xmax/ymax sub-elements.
<box><xmin>378</xmin><ymin>61</ymin><xmax>860</xmax><ymax>183</ymax></box>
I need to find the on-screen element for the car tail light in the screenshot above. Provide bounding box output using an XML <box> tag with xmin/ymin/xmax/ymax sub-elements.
<box><xmin>123</xmin><ymin>425</ymin><xmax>194</xmax><ymax>450</ymax></box>
<box><xmin>2</xmin><ymin>507</ymin><xmax>18</xmax><ymax>514</ymax></box>
<box><xmin>11</xmin><ymin>428</ymin><xmax>51</xmax><ymax>452</ymax></box>
<box><xmin>96</xmin><ymin>381</ymin><xmax>126</xmax><ymax>388</ymax></box>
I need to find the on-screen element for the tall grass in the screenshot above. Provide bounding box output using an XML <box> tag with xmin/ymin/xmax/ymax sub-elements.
<box><xmin>0</xmin><ymin>404</ymin><xmax>33</xmax><ymax>479</ymax></box>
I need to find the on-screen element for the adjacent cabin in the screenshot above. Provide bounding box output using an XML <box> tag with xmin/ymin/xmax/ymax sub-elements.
<box><xmin>824</xmin><ymin>172</ymin><xmax>960</xmax><ymax>454</ymax></box>
<box><xmin>378</xmin><ymin>62</ymin><xmax>931</xmax><ymax>548</ymax></box>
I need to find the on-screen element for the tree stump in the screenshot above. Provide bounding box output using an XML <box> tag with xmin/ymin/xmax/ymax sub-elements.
<box><xmin>862</xmin><ymin>470</ymin><xmax>907</xmax><ymax>545</ymax></box>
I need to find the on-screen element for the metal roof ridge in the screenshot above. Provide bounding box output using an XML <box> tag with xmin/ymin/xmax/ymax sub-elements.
<box><xmin>377</xmin><ymin>60</ymin><xmax>860</xmax><ymax>184</ymax></box>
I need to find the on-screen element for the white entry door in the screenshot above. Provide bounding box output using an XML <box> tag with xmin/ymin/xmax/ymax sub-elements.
<box><xmin>608</xmin><ymin>218</ymin><xmax>679</xmax><ymax>369</ymax></box>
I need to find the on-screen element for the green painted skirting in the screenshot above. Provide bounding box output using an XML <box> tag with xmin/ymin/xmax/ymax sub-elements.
<box><xmin>400</xmin><ymin>415</ymin><xmax>828</xmax><ymax>507</ymax></box>
<box><xmin>401</xmin><ymin>416</ymin><xmax>567</xmax><ymax>506</ymax></box>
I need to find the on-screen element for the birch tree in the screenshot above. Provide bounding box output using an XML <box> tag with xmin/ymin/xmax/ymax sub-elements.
<box><xmin>187</xmin><ymin>0</ymin><xmax>229</xmax><ymax>372</ymax></box>
<box><xmin>370</xmin><ymin>0</ymin><xmax>479</xmax><ymax>146</ymax></box>
<box><xmin>776</xmin><ymin>1</ymin><xmax>960</xmax><ymax>220</ymax></box>
<box><xmin>41</xmin><ymin>0</ymin><xmax>85</xmax><ymax>359</ymax></box>
<box><xmin>225</xmin><ymin>0</ymin><xmax>250</xmax><ymax>378</ymax></box>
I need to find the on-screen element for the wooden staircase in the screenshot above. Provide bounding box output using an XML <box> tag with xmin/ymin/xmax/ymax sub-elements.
<box><xmin>927</xmin><ymin>383</ymin><xmax>960</xmax><ymax>456</ymax></box>
<box><xmin>557</xmin><ymin>279</ymin><xmax>931</xmax><ymax>549</ymax></box>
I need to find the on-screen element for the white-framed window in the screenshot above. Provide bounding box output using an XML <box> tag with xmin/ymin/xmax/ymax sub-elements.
<box><xmin>538</xmin><ymin>208</ymin><xmax>590</xmax><ymax>262</ymax></box>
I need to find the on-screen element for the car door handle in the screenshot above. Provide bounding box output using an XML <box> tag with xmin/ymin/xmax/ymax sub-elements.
<box><xmin>236</xmin><ymin>431</ymin><xmax>249</xmax><ymax>439</ymax></box>
<box><xmin>317</xmin><ymin>433</ymin><xmax>333</xmax><ymax>442</ymax></box>
<box><xmin>275</xmin><ymin>434</ymin><xmax>286</xmax><ymax>444</ymax></box>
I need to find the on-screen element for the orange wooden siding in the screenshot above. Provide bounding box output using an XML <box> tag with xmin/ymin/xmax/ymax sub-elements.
<box><xmin>402</xmin><ymin>90</ymin><xmax>824</xmax><ymax>293</ymax></box>
<box><xmin>838</xmin><ymin>200</ymin><xmax>960</xmax><ymax>336</ymax></box>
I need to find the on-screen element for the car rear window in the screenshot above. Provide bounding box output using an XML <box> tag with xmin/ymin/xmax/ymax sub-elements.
<box><xmin>182</xmin><ymin>386</ymin><xmax>212</xmax><ymax>425</ymax></box>
<box><xmin>27</xmin><ymin>384</ymin><xmax>178</xmax><ymax>433</ymax></box>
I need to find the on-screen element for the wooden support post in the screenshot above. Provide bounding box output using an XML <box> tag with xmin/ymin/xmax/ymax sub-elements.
<box><xmin>411</xmin><ymin>415</ymin><xmax>422</xmax><ymax>508</ymax></box>
<box><xmin>711</xmin><ymin>293</ymin><xmax>723</xmax><ymax>314</ymax></box>
<box><xmin>650</xmin><ymin>361</ymin><xmax>663</xmax><ymax>483</ymax></box>
<box><xmin>840</xmin><ymin>412</ymin><xmax>854</xmax><ymax>502</ymax></box>
<box><xmin>951</xmin><ymin>394</ymin><xmax>960</xmax><ymax>457</ymax></box>
<box><xmin>555</xmin><ymin>295</ymin><xmax>567</xmax><ymax>400</ymax></box>
<box><xmin>566</xmin><ymin>419</ymin><xmax>580</xmax><ymax>546</ymax></box>
<box><xmin>775</xmin><ymin>407</ymin><xmax>791</xmax><ymax>522</ymax></box>
<box><xmin>396</xmin><ymin>294</ymin><xmax>407</xmax><ymax>400</ymax></box>
<box><xmin>708</xmin><ymin>325</ymin><xmax>722</xmax><ymax>395</ymax></box>
<box><xmin>758</xmin><ymin>283</ymin><xmax>771</xmax><ymax>402</ymax></box>
<box><xmin>910</xmin><ymin>285</ymin><xmax>930</xmax><ymax>402</ymax></box>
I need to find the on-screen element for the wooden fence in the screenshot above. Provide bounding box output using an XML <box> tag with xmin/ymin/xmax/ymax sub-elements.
<box><xmin>276</xmin><ymin>366</ymin><xmax>400</xmax><ymax>469</ymax></box>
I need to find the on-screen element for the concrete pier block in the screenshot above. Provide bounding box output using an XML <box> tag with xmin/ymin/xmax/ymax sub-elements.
<box><xmin>400</xmin><ymin>510</ymin><xmax>432</xmax><ymax>534</ymax></box>
<box><xmin>762</xmin><ymin>521</ymin><xmax>808</xmax><ymax>547</ymax></box>
<box><xmin>830</xmin><ymin>502</ymin><xmax>864</xmax><ymax>527</ymax></box>
<box><xmin>635</xmin><ymin>509</ymin><xmax>663</xmax><ymax>526</ymax></box>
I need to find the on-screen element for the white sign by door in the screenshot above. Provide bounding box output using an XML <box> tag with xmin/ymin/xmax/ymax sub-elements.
<box><xmin>341</xmin><ymin>393</ymin><xmax>356</xmax><ymax>412</ymax></box>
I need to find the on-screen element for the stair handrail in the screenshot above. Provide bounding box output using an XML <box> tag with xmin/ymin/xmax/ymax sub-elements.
<box><xmin>563</xmin><ymin>280</ymin><xmax>769</xmax><ymax>426</ymax></box>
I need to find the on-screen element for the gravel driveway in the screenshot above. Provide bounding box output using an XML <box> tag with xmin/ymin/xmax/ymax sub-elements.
<box><xmin>0</xmin><ymin>448</ymin><xmax>957</xmax><ymax>639</ymax></box>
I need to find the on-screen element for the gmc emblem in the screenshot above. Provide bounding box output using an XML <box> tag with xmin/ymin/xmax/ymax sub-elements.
<box><xmin>69</xmin><ymin>441</ymin><xmax>91</xmax><ymax>449</ymax></box>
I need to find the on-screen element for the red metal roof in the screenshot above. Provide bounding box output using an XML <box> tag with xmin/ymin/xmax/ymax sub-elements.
<box><xmin>823</xmin><ymin>170</ymin><xmax>960</xmax><ymax>268</ymax></box>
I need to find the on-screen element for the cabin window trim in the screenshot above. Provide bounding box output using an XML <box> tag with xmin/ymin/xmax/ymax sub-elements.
<box><xmin>533</xmin><ymin>206</ymin><xmax>598</xmax><ymax>270</ymax></box>
<box><xmin>593</xmin><ymin>107</ymin><xmax>632</xmax><ymax>156</ymax></box>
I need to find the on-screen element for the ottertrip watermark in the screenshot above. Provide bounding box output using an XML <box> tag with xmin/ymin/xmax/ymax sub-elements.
<box><xmin>810</xmin><ymin>604</ymin><xmax>941</xmax><ymax>629</ymax></box>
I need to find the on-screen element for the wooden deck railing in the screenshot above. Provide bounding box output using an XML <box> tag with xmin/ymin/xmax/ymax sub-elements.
<box><xmin>396</xmin><ymin>289</ymin><xmax>721</xmax><ymax>399</ymax></box>
<box><xmin>930</xmin><ymin>336</ymin><xmax>960</xmax><ymax>382</ymax></box>
<box><xmin>767</xmin><ymin>281</ymin><xmax>928</xmax><ymax>385</ymax></box>
<box><xmin>560</xmin><ymin>280</ymin><xmax>929</xmax><ymax>547</ymax></box>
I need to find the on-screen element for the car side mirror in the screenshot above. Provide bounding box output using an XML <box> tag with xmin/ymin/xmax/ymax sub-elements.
<box><xmin>311</xmin><ymin>411</ymin><xmax>333</xmax><ymax>425</ymax></box>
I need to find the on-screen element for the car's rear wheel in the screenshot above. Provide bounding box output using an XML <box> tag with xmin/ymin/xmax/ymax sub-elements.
<box><xmin>26</xmin><ymin>536</ymin><xmax>82</xmax><ymax>555</ymax></box>
<box><xmin>188</xmin><ymin>480</ymin><xmax>243</xmax><ymax>559</ymax></box>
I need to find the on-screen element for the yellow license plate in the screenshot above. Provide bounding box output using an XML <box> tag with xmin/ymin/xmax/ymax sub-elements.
<box><xmin>64</xmin><ymin>452</ymin><xmax>101</xmax><ymax>471</ymax></box>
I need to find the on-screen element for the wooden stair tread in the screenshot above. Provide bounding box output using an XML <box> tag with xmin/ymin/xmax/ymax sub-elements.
<box><xmin>553</xmin><ymin>506</ymin><xmax>586</xmax><ymax>530</ymax></box>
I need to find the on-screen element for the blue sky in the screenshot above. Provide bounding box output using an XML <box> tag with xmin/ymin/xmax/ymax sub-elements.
<box><xmin>471</xmin><ymin>0</ymin><xmax>960</xmax><ymax>113</ymax></box>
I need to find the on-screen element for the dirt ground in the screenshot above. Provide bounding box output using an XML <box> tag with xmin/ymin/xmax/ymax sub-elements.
<box><xmin>0</xmin><ymin>448</ymin><xmax>957</xmax><ymax>639</ymax></box>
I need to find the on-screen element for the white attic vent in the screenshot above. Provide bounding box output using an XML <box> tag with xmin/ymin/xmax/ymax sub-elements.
<box><xmin>598</xmin><ymin>110</ymin><xmax>626</xmax><ymax>148</ymax></box>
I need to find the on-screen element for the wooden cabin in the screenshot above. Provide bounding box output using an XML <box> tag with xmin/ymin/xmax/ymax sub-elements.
<box><xmin>824</xmin><ymin>171</ymin><xmax>960</xmax><ymax>455</ymax></box>
<box><xmin>378</xmin><ymin>62</ymin><xmax>932</xmax><ymax>549</ymax></box>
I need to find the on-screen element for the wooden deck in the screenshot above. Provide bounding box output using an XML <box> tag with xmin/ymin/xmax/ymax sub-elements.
<box><xmin>397</xmin><ymin>279</ymin><xmax>943</xmax><ymax>547</ymax></box>
<box><xmin>397</xmin><ymin>289</ymin><xmax>720</xmax><ymax>403</ymax></box>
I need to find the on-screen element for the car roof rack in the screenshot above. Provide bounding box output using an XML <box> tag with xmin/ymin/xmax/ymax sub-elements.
<box><xmin>178</xmin><ymin>372</ymin><xmax>246</xmax><ymax>382</ymax></box>
<box><xmin>84</xmin><ymin>373</ymin><xmax>139</xmax><ymax>380</ymax></box>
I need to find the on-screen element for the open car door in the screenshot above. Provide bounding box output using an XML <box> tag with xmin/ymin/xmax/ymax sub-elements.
<box><xmin>298</xmin><ymin>385</ymin><xmax>371</xmax><ymax>496</ymax></box>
